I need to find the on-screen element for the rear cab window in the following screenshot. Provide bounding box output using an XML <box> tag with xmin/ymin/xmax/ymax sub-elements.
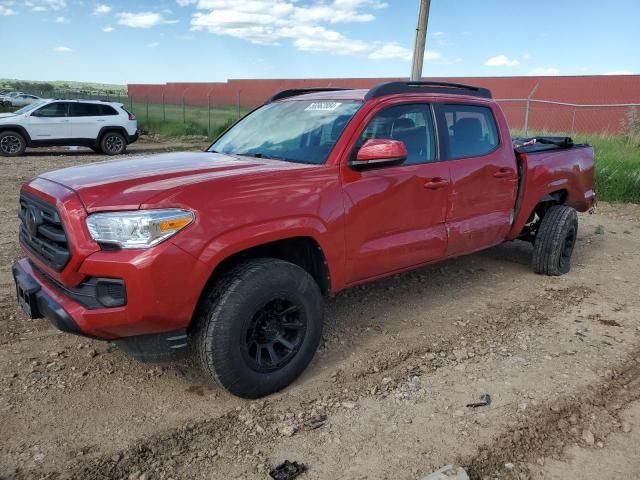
<box><xmin>441</xmin><ymin>104</ymin><xmax>499</xmax><ymax>159</ymax></box>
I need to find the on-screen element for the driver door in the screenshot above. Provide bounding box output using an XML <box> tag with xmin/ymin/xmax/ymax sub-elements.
<box><xmin>28</xmin><ymin>102</ymin><xmax>71</xmax><ymax>140</ymax></box>
<box><xmin>341</xmin><ymin>103</ymin><xmax>450</xmax><ymax>284</ymax></box>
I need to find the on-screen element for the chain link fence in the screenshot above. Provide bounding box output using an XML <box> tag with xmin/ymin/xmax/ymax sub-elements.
<box><xmin>496</xmin><ymin>99</ymin><xmax>640</xmax><ymax>137</ymax></box>
<box><xmin>125</xmin><ymin>94</ymin><xmax>251</xmax><ymax>137</ymax></box>
<box><xmin>4</xmin><ymin>88</ymin><xmax>640</xmax><ymax>139</ymax></box>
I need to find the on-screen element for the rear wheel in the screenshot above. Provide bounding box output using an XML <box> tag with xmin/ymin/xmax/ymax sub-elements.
<box><xmin>193</xmin><ymin>258</ymin><xmax>324</xmax><ymax>398</ymax></box>
<box><xmin>0</xmin><ymin>130</ymin><xmax>26</xmax><ymax>157</ymax></box>
<box><xmin>532</xmin><ymin>205</ymin><xmax>578</xmax><ymax>276</ymax></box>
<box><xmin>100</xmin><ymin>131</ymin><xmax>127</xmax><ymax>155</ymax></box>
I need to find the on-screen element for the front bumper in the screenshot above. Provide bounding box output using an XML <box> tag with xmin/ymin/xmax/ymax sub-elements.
<box><xmin>13</xmin><ymin>254</ymin><xmax>195</xmax><ymax>360</ymax></box>
<box><xmin>12</xmin><ymin>261</ymin><xmax>85</xmax><ymax>336</ymax></box>
<box><xmin>13</xmin><ymin>238</ymin><xmax>203</xmax><ymax>340</ymax></box>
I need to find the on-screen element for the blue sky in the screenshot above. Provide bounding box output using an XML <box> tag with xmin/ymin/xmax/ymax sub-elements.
<box><xmin>0</xmin><ymin>0</ymin><xmax>638</xmax><ymax>85</ymax></box>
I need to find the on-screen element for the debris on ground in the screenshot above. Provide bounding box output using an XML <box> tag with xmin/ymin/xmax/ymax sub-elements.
<box><xmin>269</xmin><ymin>460</ymin><xmax>306</xmax><ymax>480</ymax></box>
<box><xmin>420</xmin><ymin>464</ymin><xmax>470</xmax><ymax>480</ymax></box>
<box><xmin>303</xmin><ymin>414</ymin><xmax>328</xmax><ymax>431</ymax></box>
<box><xmin>466</xmin><ymin>394</ymin><xmax>492</xmax><ymax>408</ymax></box>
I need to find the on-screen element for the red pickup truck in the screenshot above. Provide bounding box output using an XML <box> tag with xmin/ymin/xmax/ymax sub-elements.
<box><xmin>13</xmin><ymin>82</ymin><xmax>595</xmax><ymax>398</ymax></box>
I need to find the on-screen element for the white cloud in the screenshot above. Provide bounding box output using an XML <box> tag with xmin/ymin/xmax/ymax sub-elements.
<box><xmin>522</xmin><ymin>53</ymin><xmax>532</xmax><ymax>60</ymax></box>
<box><xmin>25</xmin><ymin>0</ymin><xmax>66</xmax><ymax>11</ymax></box>
<box><xmin>485</xmin><ymin>54</ymin><xmax>519</xmax><ymax>67</ymax></box>
<box><xmin>528</xmin><ymin>67</ymin><xmax>560</xmax><ymax>75</ymax></box>
<box><xmin>0</xmin><ymin>5</ymin><xmax>16</xmax><ymax>15</ymax></box>
<box><xmin>92</xmin><ymin>3</ymin><xmax>111</xmax><ymax>15</ymax></box>
<box><xmin>368</xmin><ymin>43</ymin><xmax>412</xmax><ymax>60</ymax></box>
<box><xmin>147</xmin><ymin>41</ymin><xmax>160</xmax><ymax>47</ymax></box>
<box><xmin>54</xmin><ymin>15</ymin><xmax>68</xmax><ymax>22</ymax></box>
<box><xmin>187</xmin><ymin>0</ymin><xmax>413</xmax><ymax>60</ymax></box>
<box><xmin>117</xmin><ymin>11</ymin><xmax>179</xmax><ymax>28</ymax></box>
<box><xmin>424</xmin><ymin>50</ymin><xmax>441</xmax><ymax>61</ymax></box>
<box><xmin>53</xmin><ymin>45</ymin><xmax>72</xmax><ymax>52</ymax></box>
<box><xmin>604</xmin><ymin>70</ymin><xmax>633</xmax><ymax>75</ymax></box>
<box><xmin>103</xmin><ymin>25</ymin><xmax>114</xmax><ymax>32</ymax></box>
<box><xmin>431</xmin><ymin>31</ymin><xmax>444</xmax><ymax>36</ymax></box>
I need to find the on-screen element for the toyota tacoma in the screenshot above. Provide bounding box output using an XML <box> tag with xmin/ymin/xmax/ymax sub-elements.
<box><xmin>13</xmin><ymin>82</ymin><xmax>595</xmax><ymax>398</ymax></box>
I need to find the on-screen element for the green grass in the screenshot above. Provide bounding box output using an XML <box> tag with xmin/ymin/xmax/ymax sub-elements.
<box><xmin>583</xmin><ymin>134</ymin><xmax>640</xmax><ymax>203</ymax></box>
<box><xmin>128</xmin><ymin>101</ymin><xmax>250</xmax><ymax>138</ymax></box>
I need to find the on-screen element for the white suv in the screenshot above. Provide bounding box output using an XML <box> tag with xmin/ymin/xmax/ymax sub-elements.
<box><xmin>0</xmin><ymin>99</ymin><xmax>138</xmax><ymax>157</ymax></box>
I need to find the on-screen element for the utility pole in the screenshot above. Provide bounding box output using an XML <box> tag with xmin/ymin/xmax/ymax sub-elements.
<box><xmin>410</xmin><ymin>0</ymin><xmax>431</xmax><ymax>81</ymax></box>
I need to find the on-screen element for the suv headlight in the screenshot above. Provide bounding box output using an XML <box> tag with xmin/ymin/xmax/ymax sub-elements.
<box><xmin>86</xmin><ymin>209</ymin><xmax>194</xmax><ymax>249</ymax></box>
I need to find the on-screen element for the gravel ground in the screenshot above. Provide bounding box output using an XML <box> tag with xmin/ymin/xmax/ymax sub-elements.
<box><xmin>0</xmin><ymin>146</ymin><xmax>639</xmax><ymax>480</ymax></box>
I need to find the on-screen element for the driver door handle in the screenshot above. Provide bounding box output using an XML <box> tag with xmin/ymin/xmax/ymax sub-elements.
<box><xmin>424</xmin><ymin>177</ymin><xmax>449</xmax><ymax>190</ymax></box>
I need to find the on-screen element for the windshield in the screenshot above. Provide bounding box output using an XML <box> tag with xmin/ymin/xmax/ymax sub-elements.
<box><xmin>210</xmin><ymin>100</ymin><xmax>362</xmax><ymax>164</ymax></box>
<box><xmin>15</xmin><ymin>101</ymin><xmax>45</xmax><ymax>114</ymax></box>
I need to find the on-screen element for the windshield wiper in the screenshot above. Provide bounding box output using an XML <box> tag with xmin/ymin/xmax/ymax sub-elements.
<box><xmin>232</xmin><ymin>152</ymin><xmax>315</xmax><ymax>165</ymax></box>
<box><xmin>234</xmin><ymin>152</ymin><xmax>287</xmax><ymax>161</ymax></box>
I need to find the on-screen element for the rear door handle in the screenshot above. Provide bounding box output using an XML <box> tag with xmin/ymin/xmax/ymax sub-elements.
<box><xmin>493</xmin><ymin>168</ymin><xmax>513</xmax><ymax>178</ymax></box>
<box><xmin>424</xmin><ymin>177</ymin><xmax>449</xmax><ymax>190</ymax></box>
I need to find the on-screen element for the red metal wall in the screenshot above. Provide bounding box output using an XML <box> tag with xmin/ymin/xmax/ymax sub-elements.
<box><xmin>128</xmin><ymin>75</ymin><xmax>640</xmax><ymax>134</ymax></box>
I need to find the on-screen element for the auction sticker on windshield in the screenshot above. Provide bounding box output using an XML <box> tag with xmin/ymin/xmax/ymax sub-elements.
<box><xmin>305</xmin><ymin>102</ymin><xmax>342</xmax><ymax>111</ymax></box>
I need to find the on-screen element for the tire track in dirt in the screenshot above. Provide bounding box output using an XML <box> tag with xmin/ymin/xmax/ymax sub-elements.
<box><xmin>461</xmin><ymin>348</ymin><xmax>640</xmax><ymax>479</ymax></box>
<box><xmin>10</xmin><ymin>285</ymin><xmax>594</xmax><ymax>480</ymax></box>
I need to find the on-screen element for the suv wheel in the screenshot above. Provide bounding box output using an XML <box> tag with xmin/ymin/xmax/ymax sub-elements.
<box><xmin>193</xmin><ymin>258</ymin><xmax>324</xmax><ymax>398</ymax></box>
<box><xmin>100</xmin><ymin>131</ymin><xmax>127</xmax><ymax>155</ymax></box>
<box><xmin>0</xmin><ymin>131</ymin><xmax>26</xmax><ymax>157</ymax></box>
<box><xmin>532</xmin><ymin>205</ymin><xmax>578</xmax><ymax>276</ymax></box>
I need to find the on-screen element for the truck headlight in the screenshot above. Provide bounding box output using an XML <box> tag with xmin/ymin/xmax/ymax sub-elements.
<box><xmin>86</xmin><ymin>209</ymin><xmax>194</xmax><ymax>249</ymax></box>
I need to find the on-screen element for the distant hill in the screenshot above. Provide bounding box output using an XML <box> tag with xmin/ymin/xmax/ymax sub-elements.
<box><xmin>0</xmin><ymin>79</ymin><xmax>127</xmax><ymax>94</ymax></box>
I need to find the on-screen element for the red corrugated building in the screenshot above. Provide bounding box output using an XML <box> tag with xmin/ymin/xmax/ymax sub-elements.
<box><xmin>128</xmin><ymin>75</ymin><xmax>640</xmax><ymax>134</ymax></box>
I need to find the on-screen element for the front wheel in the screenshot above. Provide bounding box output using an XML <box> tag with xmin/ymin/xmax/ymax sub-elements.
<box><xmin>193</xmin><ymin>258</ymin><xmax>324</xmax><ymax>398</ymax></box>
<box><xmin>532</xmin><ymin>205</ymin><xmax>578</xmax><ymax>276</ymax></box>
<box><xmin>100</xmin><ymin>131</ymin><xmax>127</xmax><ymax>155</ymax></box>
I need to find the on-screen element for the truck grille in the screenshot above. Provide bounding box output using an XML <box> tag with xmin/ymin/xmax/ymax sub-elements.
<box><xmin>19</xmin><ymin>193</ymin><xmax>71</xmax><ymax>271</ymax></box>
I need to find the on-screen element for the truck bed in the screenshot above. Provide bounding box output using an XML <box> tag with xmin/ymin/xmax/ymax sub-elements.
<box><xmin>508</xmin><ymin>139</ymin><xmax>596</xmax><ymax>240</ymax></box>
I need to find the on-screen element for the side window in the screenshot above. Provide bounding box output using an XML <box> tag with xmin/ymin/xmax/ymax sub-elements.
<box><xmin>443</xmin><ymin>104</ymin><xmax>499</xmax><ymax>159</ymax></box>
<box><xmin>99</xmin><ymin>105</ymin><xmax>118</xmax><ymax>116</ymax></box>
<box><xmin>358</xmin><ymin>104</ymin><xmax>436</xmax><ymax>165</ymax></box>
<box><xmin>34</xmin><ymin>102</ymin><xmax>68</xmax><ymax>117</ymax></box>
<box><xmin>70</xmin><ymin>103</ymin><xmax>102</xmax><ymax>117</ymax></box>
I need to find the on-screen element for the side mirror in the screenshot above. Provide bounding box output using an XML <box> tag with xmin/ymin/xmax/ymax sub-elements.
<box><xmin>351</xmin><ymin>139</ymin><xmax>407</xmax><ymax>170</ymax></box>
<box><xmin>30</xmin><ymin>111</ymin><xmax>41</xmax><ymax>117</ymax></box>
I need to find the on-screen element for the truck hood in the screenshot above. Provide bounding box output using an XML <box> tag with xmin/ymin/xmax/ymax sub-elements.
<box><xmin>0</xmin><ymin>113</ymin><xmax>17</xmax><ymax>120</ymax></box>
<box><xmin>39</xmin><ymin>151</ymin><xmax>311</xmax><ymax>211</ymax></box>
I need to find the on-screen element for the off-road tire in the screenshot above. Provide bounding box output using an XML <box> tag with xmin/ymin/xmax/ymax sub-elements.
<box><xmin>0</xmin><ymin>130</ymin><xmax>26</xmax><ymax>157</ymax></box>
<box><xmin>100</xmin><ymin>131</ymin><xmax>127</xmax><ymax>155</ymax></box>
<box><xmin>193</xmin><ymin>258</ymin><xmax>324</xmax><ymax>398</ymax></box>
<box><xmin>532</xmin><ymin>205</ymin><xmax>578</xmax><ymax>276</ymax></box>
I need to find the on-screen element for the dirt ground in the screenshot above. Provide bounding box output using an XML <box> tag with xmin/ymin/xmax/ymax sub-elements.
<box><xmin>1</xmin><ymin>144</ymin><xmax>639</xmax><ymax>480</ymax></box>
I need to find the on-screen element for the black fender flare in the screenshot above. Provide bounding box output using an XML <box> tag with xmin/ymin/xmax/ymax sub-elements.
<box><xmin>97</xmin><ymin>126</ymin><xmax>131</xmax><ymax>145</ymax></box>
<box><xmin>0</xmin><ymin>125</ymin><xmax>33</xmax><ymax>145</ymax></box>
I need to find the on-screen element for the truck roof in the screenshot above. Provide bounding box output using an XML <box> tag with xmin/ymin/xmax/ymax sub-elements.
<box><xmin>272</xmin><ymin>81</ymin><xmax>493</xmax><ymax>103</ymax></box>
